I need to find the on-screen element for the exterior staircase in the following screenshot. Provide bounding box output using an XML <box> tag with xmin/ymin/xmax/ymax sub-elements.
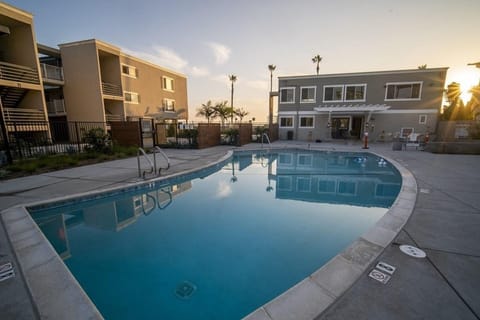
<box><xmin>0</xmin><ymin>86</ymin><xmax>27</xmax><ymax>108</ymax></box>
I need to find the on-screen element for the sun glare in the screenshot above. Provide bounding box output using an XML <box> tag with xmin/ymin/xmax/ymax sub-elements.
<box><xmin>447</xmin><ymin>66</ymin><xmax>480</xmax><ymax>103</ymax></box>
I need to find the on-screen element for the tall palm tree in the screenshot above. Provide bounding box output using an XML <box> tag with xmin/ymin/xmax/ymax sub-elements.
<box><xmin>268</xmin><ymin>64</ymin><xmax>276</xmax><ymax>92</ymax></box>
<box><xmin>234</xmin><ymin>108</ymin><xmax>249</xmax><ymax>123</ymax></box>
<box><xmin>228</xmin><ymin>74</ymin><xmax>237</xmax><ymax>123</ymax></box>
<box><xmin>312</xmin><ymin>55</ymin><xmax>322</xmax><ymax>75</ymax></box>
<box><xmin>196</xmin><ymin>100</ymin><xmax>215</xmax><ymax>123</ymax></box>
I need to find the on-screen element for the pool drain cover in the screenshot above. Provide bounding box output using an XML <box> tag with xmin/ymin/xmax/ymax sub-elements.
<box><xmin>175</xmin><ymin>281</ymin><xmax>196</xmax><ymax>299</ymax></box>
<box><xmin>399</xmin><ymin>245</ymin><xmax>426</xmax><ymax>258</ymax></box>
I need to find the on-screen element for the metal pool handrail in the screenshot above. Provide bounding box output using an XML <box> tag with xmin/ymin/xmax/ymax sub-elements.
<box><xmin>152</xmin><ymin>146</ymin><xmax>170</xmax><ymax>175</ymax></box>
<box><xmin>261</xmin><ymin>133</ymin><xmax>271</xmax><ymax>149</ymax></box>
<box><xmin>137</xmin><ymin>147</ymin><xmax>154</xmax><ymax>179</ymax></box>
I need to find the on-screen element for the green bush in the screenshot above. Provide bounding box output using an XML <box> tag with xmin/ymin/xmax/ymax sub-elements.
<box><xmin>83</xmin><ymin>128</ymin><xmax>112</xmax><ymax>153</ymax></box>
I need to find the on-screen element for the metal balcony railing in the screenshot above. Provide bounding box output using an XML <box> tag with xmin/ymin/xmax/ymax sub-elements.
<box><xmin>40</xmin><ymin>63</ymin><xmax>64</xmax><ymax>82</ymax></box>
<box><xmin>102</xmin><ymin>82</ymin><xmax>123</xmax><ymax>97</ymax></box>
<box><xmin>0</xmin><ymin>61</ymin><xmax>40</xmax><ymax>84</ymax></box>
<box><xmin>3</xmin><ymin>107</ymin><xmax>46</xmax><ymax>121</ymax></box>
<box><xmin>46</xmin><ymin>99</ymin><xmax>66</xmax><ymax>114</ymax></box>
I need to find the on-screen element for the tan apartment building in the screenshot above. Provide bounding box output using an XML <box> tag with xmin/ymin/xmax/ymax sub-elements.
<box><xmin>58</xmin><ymin>39</ymin><xmax>188</xmax><ymax>124</ymax></box>
<box><xmin>0</xmin><ymin>2</ymin><xmax>49</xmax><ymax>135</ymax></box>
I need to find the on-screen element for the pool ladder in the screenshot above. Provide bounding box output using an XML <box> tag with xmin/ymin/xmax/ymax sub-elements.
<box><xmin>261</xmin><ymin>133</ymin><xmax>271</xmax><ymax>149</ymax></box>
<box><xmin>137</xmin><ymin>146</ymin><xmax>170</xmax><ymax>179</ymax></box>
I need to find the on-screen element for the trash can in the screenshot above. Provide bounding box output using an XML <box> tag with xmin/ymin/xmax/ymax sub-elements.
<box><xmin>287</xmin><ymin>131</ymin><xmax>294</xmax><ymax>140</ymax></box>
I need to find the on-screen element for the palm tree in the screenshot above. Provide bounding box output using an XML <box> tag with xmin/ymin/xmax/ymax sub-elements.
<box><xmin>234</xmin><ymin>108</ymin><xmax>249</xmax><ymax>123</ymax></box>
<box><xmin>268</xmin><ymin>64</ymin><xmax>276</xmax><ymax>92</ymax></box>
<box><xmin>213</xmin><ymin>101</ymin><xmax>231</xmax><ymax>127</ymax></box>
<box><xmin>196</xmin><ymin>100</ymin><xmax>215</xmax><ymax>123</ymax></box>
<box><xmin>228</xmin><ymin>74</ymin><xmax>237</xmax><ymax>123</ymax></box>
<box><xmin>312</xmin><ymin>55</ymin><xmax>322</xmax><ymax>75</ymax></box>
<box><xmin>418</xmin><ymin>64</ymin><xmax>427</xmax><ymax>69</ymax></box>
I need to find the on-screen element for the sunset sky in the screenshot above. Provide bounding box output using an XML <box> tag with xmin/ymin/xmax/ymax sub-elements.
<box><xmin>12</xmin><ymin>0</ymin><xmax>480</xmax><ymax>122</ymax></box>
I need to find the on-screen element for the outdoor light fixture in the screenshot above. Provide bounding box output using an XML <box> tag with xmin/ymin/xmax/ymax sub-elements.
<box><xmin>0</xmin><ymin>25</ymin><xmax>10</xmax><ymax>36</ymax></box>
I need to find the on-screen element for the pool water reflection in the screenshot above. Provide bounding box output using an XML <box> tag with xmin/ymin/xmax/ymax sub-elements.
<box><xmin>29</xmin><ymin>150</ymin><xmax>401</xmax><ymax>320</ymax></box>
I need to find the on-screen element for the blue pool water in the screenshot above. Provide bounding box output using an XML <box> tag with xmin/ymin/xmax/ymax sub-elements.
<box><xmin>29</xmin><ymin>150</ymin><xmax>401</xmax><ymax>319</ymax></box>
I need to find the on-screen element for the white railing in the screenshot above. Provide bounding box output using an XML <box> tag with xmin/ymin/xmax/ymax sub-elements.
<box><xmin>40</xmin><ymin>63</ymin><xmax>64</xmax><ymax>82</ymax></box>
<box><xmin>3</xmin><ymin>107</ymin><xmax>46</xmax><ymax>121</ymax></box>
<box><xmin>102</xmin><ymin>82</ymin><xmax>123</xmax><ymax>97</ymax></box>
<box><xmin>0</xmin><ymin>61</ymin><xmax>40</xmax><ymax>84</ymax></box>
<box><xmin>46</xmin><ymin>99</ymin><xmax>66</xmax><ymax>114</ymax></box>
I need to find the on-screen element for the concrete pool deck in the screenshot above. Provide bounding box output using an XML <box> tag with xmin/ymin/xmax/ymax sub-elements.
<box><xmin>0</xmin><ymin>142</ymin><xmax>479</xmax><ymax>319</ymax></box>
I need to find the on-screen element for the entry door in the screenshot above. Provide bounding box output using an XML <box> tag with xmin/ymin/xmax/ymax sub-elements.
<box><xmin>331</xmin><ymin>117</ymin><xmax>350</xmax><ymax>139</ymax></box>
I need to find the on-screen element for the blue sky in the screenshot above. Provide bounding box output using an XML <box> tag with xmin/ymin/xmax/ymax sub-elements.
<box><xmin>12</xmin><ymin>0</ymin><xmax>480</xmax><ymax>121</ymax></box>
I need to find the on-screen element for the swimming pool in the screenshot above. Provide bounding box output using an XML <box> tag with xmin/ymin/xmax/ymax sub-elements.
<box><xmin>29</xmin><ymin>150</ymin><xmax>401</xmax><ymax>319</ymax></box>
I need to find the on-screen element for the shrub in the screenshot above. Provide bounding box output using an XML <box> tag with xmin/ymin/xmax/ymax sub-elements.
<box><xmin>83</xmin><ymin>128</ymin><xmax>112</xmax><ymax>153</ymax></box>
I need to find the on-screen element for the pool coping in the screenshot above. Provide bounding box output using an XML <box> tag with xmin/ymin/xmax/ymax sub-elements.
<box><xmin>0</xmin><ymin>148</ymin><xmax>416</xmax><ymax>320</ymax></box>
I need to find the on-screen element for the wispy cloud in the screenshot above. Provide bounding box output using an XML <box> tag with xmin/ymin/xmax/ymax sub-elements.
<box><xmin>211</xmin><ymin>74</ymin><xmax>231</xmax><ymax>85</ymax></box>
<box><xmin>215</xmin><ymin>180</ymin><xmax>232</xmax><ymax>198</ymax></box>
<box><xmin>123</xmin><ymin>46</ymin><xmax>188</xmax><ymax>71</ymax></box>
<box><xmin>190</xmin><ymin>66</ymin><xmax>210</xmax><ymax>77</ymax></box>
<box><xmin>207</xmin><ymin>42</ymin><xmax>231</xmax><ymax>65</ymax></box>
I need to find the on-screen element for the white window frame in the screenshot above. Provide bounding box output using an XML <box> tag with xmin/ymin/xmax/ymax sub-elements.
<box><xmin>278</xmin><ymin>153</ymin><xmax>293</xmax><ymax>167</ymax></box>
<box><xmin>163</xmin><ymin>98</ymin><xmax>175</xmax><ymax>111</ymax></box>
<box><xmin>162</xmin><ymin>76</ymin><xmax>175</xmax><ymax>92</ymax></box>
<box><xmin>323</xmin><ymin>85</ymin><xmax>344</xmax><ymax>102</ymax></box>
<box><xmin>277</xmin><ymin>176</ymin><xmax>293</xmax><ymax>191</ymax></box>
<box><xmin>296</xmin><ymin>176</ymin><xmax>311</xmax><ymax>192</ymax></box>
<box><xmin>385</xmin><ymin>81</ymin><xmax>423</xmax><ymax>101</ymax></box>
<box><xmin>299</xmin><ymin>116</ymin><xmax>314</xmax><ymax>128</ymax></box>
<box><xmin>317</xmin><ymin>178</ymin><xmax>337</xmax><ymax>194</ymax></box>
<box><xmin>279</xmin><ymin>87</ymin><xmax>295</xmax><ymax>104</ymax></box>
<box><xmin>344</xmin><ymin>84</ymin><xmax>367</xmax><ymax>102</ymax></box>
<box><xmin>121</xmin><ymin>64</ymin><xmax>137</xmax><ymax>78</ymax></box>
<box><xmin>124</xmin><ymin>91</ymin><xmax>139</xmax><ymax>104</ymax></box>
<box><xmin>419</xmin><ymin>114</ymin><xmax>427</xmax><ymax>124</ymax></box>
<box><xmin>337</xmin><ymin>180</ymin><xmax>357</xmax><ymax>196</ymax></box>
<box><xmin>279</xmin><ymin>116</ymin><xmax>294</xmax><ymax>128</ymax></box>
<box><xmin>297</xmin><ymin>154</ymin><xmax>313</xmax><ymax>167</ymax></box>
<box><xmin>300</xmin><ymin>86</ymin><xmax>316</xmax><ymax>103</ymax></box>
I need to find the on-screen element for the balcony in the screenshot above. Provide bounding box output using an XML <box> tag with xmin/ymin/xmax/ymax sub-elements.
<box><xmin>40</xmin><ymin>63</ymin><xmax>64</xmax><ymax>84</ymax></box>
<box><xmin>0</xmin><ymin>61</ymin><xmax>40</xmax><ymax>85</ymax></box>
<box><xmin>102</xmin><ymin>82</ymin><xmax>123</xmax><ymax>97</ymax></box>
<box><xmin>3</xmin><ymin>107</ymin><xmax>47</xmax><ymax>121</ymax></box>
<box><xmin>46</xmin><ymin>99</ymin><xmax>66</xmax><ymax>115</ymax></box>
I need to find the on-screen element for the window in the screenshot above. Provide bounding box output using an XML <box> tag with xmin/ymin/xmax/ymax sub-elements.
<box><xmin>323</xmin><ymin>85</ymin><xmax>343</xmax><ymax>102</ymax></box>
<box><xmin>163</xmin><ymin>99</ymin><xmax>175</xmax><ymax>111</ymax></box>
<box><xmin>162</xmin><ymin>76</ymin><xmax>175</xmax><ymax>91</ymax></box>
<box><xmin>299</xmin><ymin>116</ymin><xmax>314</xmax><ymax>128</ymax></box>
<box><xmin>385</xmin><ymin>82</ymin><xmax>422</xmax><ymax>100</ymax></box>
<box><xmin>300</xmin><ymin>86</ymin><xmax>316</xmax><ymax>103</ymax></box>
<box><xmin>318</xmin><ymin>179</ymin><xmax>336</xmax><ymax>194</ymax></box>
<box><xmin>338</xmin><ymin>181</ymin><xmax>356</xmax><ymax>195</ymax></box>
<box><xmin>279</xmin><ymin>116</ymin><xmax>294</xmax><ymax>128</ymax></box>
<box><xmin>297</xmin><ymin>154</ymin><xmax>313</xmax><ymax>166</ymax></box>
<box><xmin>297</xmin><ymin>177</ymin><xmax>311</xmax><ymax>192</ymax></box>
<box><xmin>280</xmin><ymin>87</ymin><xmax>295</xmax><ymax>103</ymax></box>
<box><xmin>121</xmin><ymin>64</ymin><xmax>137</xmax><ymax>78</ymax></box>
<box><xmin>277</xmin><ymin>176</ymin><xmax>292</xmax><ymax>191</ymax></box>
<box><xmin>124</xmin><ymin>91</ymin><xmax>139</xmax><ymax>104</ymax></box>
<box><xmin>345</xmin><ymin>84</ymin><xmax>366</xmax><ymax>101</ymax></box>
<box><xmin>278</xmin><ymin>153</ymin><xmax>293</xmax><ymax>166</ymax></box>
<box><xmin>419</xmin><ymin>115</ymin><xmax>427</xmax><ymax>124</ymax></box>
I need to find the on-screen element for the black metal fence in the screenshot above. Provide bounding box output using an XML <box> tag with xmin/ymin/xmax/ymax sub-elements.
<box><xmin>1</xmin><ymin>120</ymin><xmax>109</xmax><ymax>163</ymax></box>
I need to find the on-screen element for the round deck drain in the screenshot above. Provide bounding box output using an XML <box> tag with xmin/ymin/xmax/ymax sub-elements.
<box><xmin>175</xmin><ymin>281</ymin><xmax>197</xmax><ymax>299</ymax></box>
<box><xmin>399</xmin><ymin>245</ymin><xmax>426</xmax><ymax>258</ymax></box>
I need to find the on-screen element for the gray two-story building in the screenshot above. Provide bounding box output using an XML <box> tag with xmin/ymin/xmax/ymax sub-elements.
<box><xmin>277</xmin><ymin>68</ymin><xmax>448</xmax><ymax>142</ymax></box>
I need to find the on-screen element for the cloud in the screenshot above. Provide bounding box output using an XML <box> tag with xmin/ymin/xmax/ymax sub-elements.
<box><xmin>211</xmin><ymin>74</ymin><xmax>231</xmax><ymax>85</ymax></box>
<box><xmin>207</xmin><ymin>42</ymin><xmax>231</xmax><ymax>65</ymax></box>
<box><xmin>123</xmin><ymin>46</ymin><xmax>188</xmax><ymax>71</ymax></box>
<box><xmin>245</xmin><ymin>80</ymin><xmax>269</xmax><ymax>91</ymax></box>
<box><xmin>190</xmin><ymin>66</ymin><xmax>210</xmax><ymax>77</ymax></box>
<box><xmin>215</xmin><ymin>180</ymin><xmax>232</xmax><ymax>198</ymax></box>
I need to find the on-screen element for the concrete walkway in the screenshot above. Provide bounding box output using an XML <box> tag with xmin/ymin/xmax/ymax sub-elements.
<box><xmin>0</xmin><ymin>142</ymin><xmax>479</xmax><ymax>319</ymax></box>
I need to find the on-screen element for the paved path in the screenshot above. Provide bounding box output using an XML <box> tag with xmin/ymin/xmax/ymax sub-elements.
<box><xmin>1</xmin><ymin>142</ymin><xmax>479</xmax><ymax>319</ymax></box>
